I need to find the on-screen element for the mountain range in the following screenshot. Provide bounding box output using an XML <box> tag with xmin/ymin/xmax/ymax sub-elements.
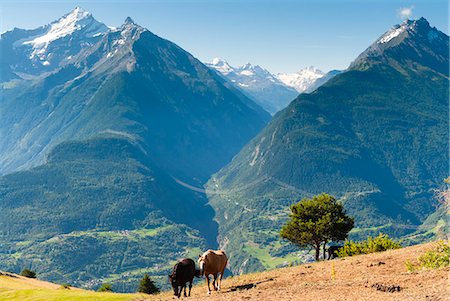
<box><xmin>0</xmin><ymin>7</ymin><xmax>269</xmax><ymax>291</ymax></box>
<box><xmin>206</xmin><ymin>17</ymin><xmax>449</xmax><ymax>274</ymax></box>
<box><xmin>206</xmin><ymin>58</ymin><xmax>339</xmax><ymax>114</ymax></box>
<box><xmin>0</xmin><ymin>8</ymin><xmax>447</xmax><ymax>292</ymax></box>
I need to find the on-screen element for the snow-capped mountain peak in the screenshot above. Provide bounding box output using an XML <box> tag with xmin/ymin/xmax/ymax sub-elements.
<box><xmin>124</xmin><ymin>17</ymin><xmax>136</xmax><ymax>25</ymax></box>
<box><xmin>19</xmin><ymin>7</ymin><xmax>108</xmax><ymax>61</ymax></box>
<box><xmin>351</xmin><ymin>17</ymin><xmax>448</xmax><ymax>74</ymax></box>
<box><xmin>208</xmin><ymin>57</ymin><xmax>234</xmax><ymax>75</ymax></box>
<box><xmin>377</xmin><ymin>19</ymin><xmax>416</xmax><ymax>44</ymax></box>
<box><xmin>378</xmin><ymin>23</ymin><xmax>406</xmax><ymax>44</ymax></box>
<box><xmin>238</xmin><ymin>63</ymin><xmax>268</xmax><ymax>76</ymax></box>
<box><xmin>211</xmin><ymin>57</ymin><xmax>226</xmax><ymax>65</ymax></box>
<box><xmin>206</xmin><ymin>58</ymin><xmax>336</xmax><ymax>114</ymax></box>
<box><xmin>277</xmin><ymin>66</ymin><xmax>325</xmax><ymax>93</ymax></box>
<box><xmin>206</xmin><ymin>58</ymin><xmax>299</xmax><ymax>114</ymax></box>
<box><xmin>104</xmin><ymin>17</ymin><xmax>145</xmax><ymax>54</ymax></box>
<box><xmin>375</xmin><ymin>17</ymin><xmax>438</xmax><ymax>44</ymax></box>
<box><xmin>241</xmin><ymin>62</ymin><xmax>254</xmax><ymax>70</ymax></box>
<box><xmin>120</xmin><ymin>16</ymin><xmax>144</xmax><ymax>34</ymax></box>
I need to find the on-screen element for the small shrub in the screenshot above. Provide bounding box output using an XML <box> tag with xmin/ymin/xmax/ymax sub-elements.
<box><xmin>338</xmin><ymin>240</ymin><xmax>363</xmax><ymax>257</ymax></box>
<box><xmin>418</xmin><ymin>240</ymin><xmax>449</xmax><ymax>269</ymax></box>
<box><xmin>338</xmin><ymin>233</ymin><xmax>401</xmax><ymax>257</ymax></box>
<box><xmin>20</xmin><ymin>269</ymin><xmax>36</xmax><ymax>278</ymax></box>
<box><xmin>405</xmin><ymin>260</ymin><xmax>415</xmax><ymax>272</ymax></box>
<box><xmin>98</xmin><ymin>283</ymin><xmax>113</xmax><ymax>292</ymax></box>
<box><xmin>59</xmin><ymin>283</ymin><xmax>71</xmax><ymax>290</ymax></box>
<box><xmin>404</xmin><ymin>241</ymin><xmax>449</xmax><ymax>271</ymax></box>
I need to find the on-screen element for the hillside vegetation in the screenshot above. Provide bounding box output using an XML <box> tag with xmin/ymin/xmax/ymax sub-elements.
<box><xmin>0</xmin><ymin>11</ymin><xmax>269</xmax><ymax>291</ymax></box>
<box><xmin>1</xmin><ymin>242</ymin><xmax>447</xmax><ymax>301</ymax></box>
<box><xmin>206</xmin><ymin>18</ymin><xmax>449</xmax><ymax>274</ymax></box>
<box><xmin>0</xmin><ymin>138</ymin><xmax>210</xmax><ymax>291</ymax></box>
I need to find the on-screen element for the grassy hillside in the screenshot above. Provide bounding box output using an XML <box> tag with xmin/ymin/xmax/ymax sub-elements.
<box><xmin>0</xmin><ymin>271</ymin><xmax>142</xmax><ymax>301</ymax></box>
<box><xmin>1</xmin><ymin>242</ymin><xmax>447</xmax><ymax>301</ymax></box>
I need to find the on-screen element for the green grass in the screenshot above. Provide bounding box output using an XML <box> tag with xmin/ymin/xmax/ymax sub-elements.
<box><xmin>243</xmin><ymin>241</ymin><xmax>300</xmax><ymax>269</ymax></box>
<box><xmin>44</xmin><ymin>226</ymin><xmax>174</xmax><ymax>244</ymax></box>
<box><xmin>0</xmin><ymin>289</ymin><xmax>142</xmax><ymax>301</ymax></box>
<box><xmin>0</xmin><ymin>274</ymin><xmax>145</xmax><ymax>301</ymax></box>
<box><xmin>349</xmin><ymin>223</ymin><xmax>393</xmax><ymax>234</ymax></box>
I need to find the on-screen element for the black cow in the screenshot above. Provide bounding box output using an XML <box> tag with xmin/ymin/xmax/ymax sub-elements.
<box><xmin>328</xmin><ymin>245</ymin><xmax>342</xmax><ymax>260</ymax></box>
<box><xmin>168</xmin><ymin>258</ymin><xmax>197</xmax><ymax>298</ymax></box>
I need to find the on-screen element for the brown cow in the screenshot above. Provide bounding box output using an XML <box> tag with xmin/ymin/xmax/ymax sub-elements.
<box><xmin>168</xmin><ymin>258</ymin><xmax>196</xmax><ymax>298</ymax></box>
<box><xmin>198</xmin><ymin>249</ymin><xmax>228</xmax><ymax>294</ymax></box>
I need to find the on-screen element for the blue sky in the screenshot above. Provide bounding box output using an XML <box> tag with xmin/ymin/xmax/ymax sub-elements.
<box><xmin>1</xmin><ymin>0</ymin><xmax>448</xmax><ymax>73</ymax></box>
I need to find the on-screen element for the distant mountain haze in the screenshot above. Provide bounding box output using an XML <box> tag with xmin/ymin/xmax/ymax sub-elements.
<box><xmin>206</xmin><ymin>58</ymin><xmax>339</xmax><ymax>115</ymax></box>
<box><xmin>0</xmin><ymin>8</ymin><xmax>270</xmax><ymax>181</ymax></box>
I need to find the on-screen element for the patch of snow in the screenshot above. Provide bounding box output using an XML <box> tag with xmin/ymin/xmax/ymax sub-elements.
<box><xmin>277</xmin><ymin>66</ymin><xmax>324</xmax><ymax>92</ymax></box>
<box><xmin>42</xmin><ymin>61</ymin><xmax>50</xmax><ymax>66</ymax></box>
<box><xmin>377</xmin><ymin>19</ymin><xmax>421</xmax><ymax>44</ymax></box>
<box><xmin>240</xmin><ymin>70</ymin><xmax>254</xmax><ymax>76</ymax></box>
<box><xmin>113</xmin><ymin>38</ymin><xmax>126</xmax><ymax>46</ymax></box>
<box><xmin>378</xmin><ymin>25</ymin><xmax>404</xmax><ymax>43</ymax></box>
<box><xmin>206</xmin><ymin>57</ymin><xmax>302</xmax><ymax>114</ymax></box>
<box><xmin>21</xmin><ymin>7</ymin><xmax>108</xmax><ymax>60</ymax></box>
<box><xmin>208</xmin><ymin>57</ymin><xmax>234</xmax><ymax>75</ymax></box>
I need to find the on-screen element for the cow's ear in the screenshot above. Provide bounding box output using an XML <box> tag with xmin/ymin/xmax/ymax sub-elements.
<box><xmin>198</xmin><ymin>254</ymin><xmax>201</xmax><ymax>258</ymax></box>
<box><xmin>168</xmin><ymin>274</ymin><xmax>172</xmax><ymax>278</ymax></box>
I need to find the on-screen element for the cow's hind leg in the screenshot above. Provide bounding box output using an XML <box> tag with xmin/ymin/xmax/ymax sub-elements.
<box><xmin>188</xmin><ymin>280</ymin><xmax>192</xmax><ymax>297</ymax></box>
<box><xmin>205</xmin><ymin>275</ymin><xmax>211</xmax><ymax>295</ymax></box>
<box><xmin>184</xmin><ymin>283</ymin><xmax>187</xmax><ymax>297</ymax></box>
<box><xmin>218</xmin><ymin>268</ymin><xmax>225</xmax><ymax>291</ymax></box>
<box><xmin>213</xmin><ymin>273</ymin><xmax>218</xmax><ymax>291</ymax></box>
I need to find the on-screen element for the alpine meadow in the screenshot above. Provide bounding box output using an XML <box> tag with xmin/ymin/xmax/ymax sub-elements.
<box><xmin>0</xmin><ymin>2</ymin><xmax>448</xmax><ymax>300</ymax></box>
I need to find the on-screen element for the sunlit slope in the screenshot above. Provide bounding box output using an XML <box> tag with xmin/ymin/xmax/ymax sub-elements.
<box><xmin>0</xmin><ymin>272</ymin><xmax>143</xmax><ymax>301</ymax></box>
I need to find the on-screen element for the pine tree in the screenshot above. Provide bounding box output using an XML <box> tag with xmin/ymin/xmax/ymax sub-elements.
<box><xmin>280</xmin><ymin>193</ymin><xmax>354</xmax><ymax>261</ymax></box>
<box><xmin>138</xmin><ymin>274</ymin><xmax>160</xmax><ymax>294</ymax></box>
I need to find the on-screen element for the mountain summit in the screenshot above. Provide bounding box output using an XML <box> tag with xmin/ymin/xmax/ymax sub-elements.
<box><xmin>1</xmin><ymin>7</ymin><xmax>108</xmax><ymax>78</ymax></box>
<box><xmin>351</xmin><ymin>17</ymin><xmax>448</xmax><ymax>74</ymax></box>
<box><xmin>124</xmin><ymin>16</ymin><xmax>135</xmax><ymax>24</ymax></box>
<box><xmin>277</xmin><ymin>66</ymin><xmax>325</xmax><ymax>93</ymax></box>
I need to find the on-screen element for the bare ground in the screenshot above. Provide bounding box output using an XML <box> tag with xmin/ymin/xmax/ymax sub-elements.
<box><xmin>145</xmin><ymin>242</ymin><xmax>449</xmax><ymax>301</ymax></box>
